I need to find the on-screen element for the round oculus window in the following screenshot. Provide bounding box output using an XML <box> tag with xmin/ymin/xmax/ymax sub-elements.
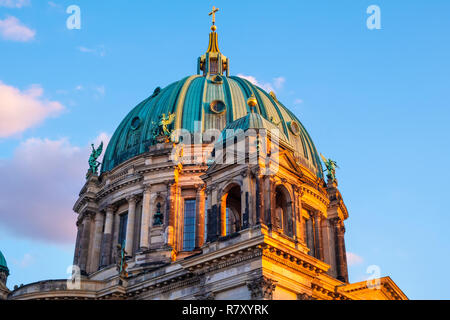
<box><xmin>210</xmin><ymin>100</ymin><xmax>227</xmax><ymax>114</ymax></box>
<box><xmin>289</xmin><ymin>121</ymin><xmax>301</xmax><ymax>136</ymax></box>
<box><xmin>131</xmin><ymin>117</ymin><xmax>141</xmax><ymax>130</ymax></box>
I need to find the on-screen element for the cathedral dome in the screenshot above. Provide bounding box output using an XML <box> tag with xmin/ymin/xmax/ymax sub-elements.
<box><xmin>101</xmin><ymin>75</ymin><xmax>323</xmax><ymax>178</ymax></box>
<box><xmin>101</xmin><ymin>27</ymin><xmax>323</xmax><ymax>178</ymax></box>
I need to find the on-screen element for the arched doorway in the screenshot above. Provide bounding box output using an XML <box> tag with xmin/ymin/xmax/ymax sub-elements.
<box><xmin>220</xmin><ymin>184</ymin><xmax>242</xmax><ymax>236</ymax></box>
<box><xmin>274</xmin><ymin>185</ymin><xmax>294</xmax><ymax>237</ymax></box>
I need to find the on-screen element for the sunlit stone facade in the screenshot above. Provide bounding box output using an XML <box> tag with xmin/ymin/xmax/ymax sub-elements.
<box><xmin>5</xmin><ymin>18</ymin><xmax>407</xmax><ymax>301</ymax></box>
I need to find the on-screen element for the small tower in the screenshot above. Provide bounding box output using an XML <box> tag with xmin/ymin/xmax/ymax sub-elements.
<box><xmin>197</xmin><ymin>6</ymin><xmax>229</xmax><ymax>76</ymax></box>
<box><xmin>0</xmin><ymin>250</ymin><xmax>10</xmax><ymax>299</ymax></box>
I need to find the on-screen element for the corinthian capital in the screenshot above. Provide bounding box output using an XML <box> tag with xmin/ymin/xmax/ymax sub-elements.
<box><xmin>247</xmin><ymin>276</ymin><xmax>277</xmax><ymax>300</ymax></box>
<box><xmin>126</xmin><ymin>195</ymin><xmax>139</xmax><ymax>204</ymax></box>
<box><xmin>106</xmin><ymin>204</ymin><xmax>117</xmax><ymax>214</ymax></box>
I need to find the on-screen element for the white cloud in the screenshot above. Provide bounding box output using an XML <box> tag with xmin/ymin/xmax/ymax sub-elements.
<box><xmin>0</xmin><ymin>16</ymin><xmax>35</xmax><ymax>42</ymax></box>
<box><xmin>78</xmin><ymin>45</ymin><xmax>106</xmax><ymax>57</ymax></box>
<box><xmin>347</xmin><ymin>252</ymin><xmax>364</xmax><ymax>266</ymax></box>
<box><xmin>47</xmin><ymin>1</ymin><xmax>61</xmax><ymax>8</ymax></box>
<box><xmin>0</xmin><ymin>133</ymin><xmax>110</xmax><ymax>244</ymax></box>
<box><xmin>294</xmin><ymin>98</ymin><xmax>304</xmax><ymax>105</ymax></box>
<box><xmin>237</xmin><ymin>74</ymin><xmax>286</xmax><ymax>93</ymax></box>
<box><xmin>0</xmin><ymin>0</ymin><xmax>30</xmax><ymax>8</ymax></box>
<box><xmin>273</xmin><ymin>77</ymin><xmax>286</xmax><ymax>90</ymax></box>
<box><xmin>78</xmin><ymin>46</ymin><xmax>94</xmax><ymax>53</ymax></box>
<box><xmin>12</xmin><ymin>253</ymin><xmax>34</xmax><ymax>268</ymax></box>
<box><xmin>95</xmin><ymin>86</ymin><xmax>105</xmax><ymax>96</ymax></box>
<box><xmin>0</xmin><ymin>81</ymin><xmax>64</xmax><ymax>138</ymax></box>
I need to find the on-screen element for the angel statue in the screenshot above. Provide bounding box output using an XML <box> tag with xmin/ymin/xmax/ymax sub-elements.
<box><xmin>159</xmin><ymin>113</ymin><xmax>176</xmax><ymax>137</ymax></box>
<box><xmin>87</xmin><ymin>142</ymin><xmax>103</xmax><ymax>178</ymax></box>
<box><xmin>320</xmin><ymin>153</ymin><xmax>339</xmax><ymax>183</ymax></box>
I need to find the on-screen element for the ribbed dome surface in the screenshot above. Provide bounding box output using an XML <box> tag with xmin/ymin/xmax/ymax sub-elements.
<box><xmin>102</xmin><ymin>75</ymin><xmax>323</xmax><ymax>177</ymax></box>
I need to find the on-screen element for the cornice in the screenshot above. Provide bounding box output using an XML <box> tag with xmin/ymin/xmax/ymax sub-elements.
<box><xmin>311</xmin><ymin>283</ymin><xmax>350</xmax><ymax>300</ymax></box>
<box><xmin>96</xmin><ymin>175</ymin><xmax>143</xmax><ymax>200</ymax></box>
<box><xmin>340</xmin><ymin>277</ymin><xmax>407</xmax><ymax>300</ymax></box>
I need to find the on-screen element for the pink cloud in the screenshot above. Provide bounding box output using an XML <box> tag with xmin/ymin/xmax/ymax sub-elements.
<box><xmin>347</xmin><ymin>252</ymin><xmax>364</xmax><ymax>266</ymax></box>
<box><xmin>0</xmin><ymin>16</ymin><xmax>35</xmax><ymax>42</ymax></box>
<box><xmin>0</xmin><ymin>134</ymin><xmax>110</xmax><ymax>244</ymax></box>
<box><xmin>0</xmin><ymin>81</ymin><xmax>64</xmax><ymax>138</ymax></box>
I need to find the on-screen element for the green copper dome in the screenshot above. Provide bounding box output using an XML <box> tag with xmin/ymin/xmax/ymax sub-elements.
<box><xmin>101</xmin><ymin>27</ymin><xmax>323</xmax><ymax>178</ymax></box>
<box><xmin>0</xmin><ymin>250</ymin><xmax>9</xmax><ymax>276</ymax></box>
<box><xmin>101</xmin><ymin>74</ymin><xmax>323</xmax><ymax>178</ymax></box>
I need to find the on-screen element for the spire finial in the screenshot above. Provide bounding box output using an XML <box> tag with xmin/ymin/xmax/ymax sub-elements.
<box><xmin>197</xmin><ymin>6</ymin><xmax>229</xmax><ymax>76</ymax></box>
<box><xmin>209</xmin><ymin>6</ymin><xmax>219</xmax><ymax>32</ymax></box>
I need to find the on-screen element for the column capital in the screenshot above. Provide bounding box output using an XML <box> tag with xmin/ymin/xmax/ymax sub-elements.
<box><xmin>297</xmin><ymin>293</ymin><xmax>315</xmax><ymax>300</ymax></box>
<box><xmin>195</xmin><ymin>184</ymin><xmax>206</xmax><ymax>192</ymax></box>
<box><xmin>210</xmin><ymin>183</ymin><xmax>218</xmax><ymax>191</ymax></box>
<box><xmin>143</xmin><ymin>184</ymin><xmax>152</xmax><ymax>194</ymax></box>
<box><xmin>82</xmin><ymin>211</ymin><xmax>96</xmax><ymax>221</ymax></box>
<box><xmin>309</xmin><ymin>210</ymin><xmax>318</xmax><ymax>219</ymax></box>
<box><xmin>247</xmin><ymin>276</ymin><xmax>277</xmax><ymax>300</ymax></box>
<box><xmin>106</xmin><ymin>204</ymin><xmax>117</xmax><ymax>214</ymax></box>
<box><xmin>94</xmin><ymin>211</ymin><xmax>105</xmax><ymax>222</ymax></box>
<box><xmin>126</xmin><ymin>195</ymin><xmax>139</xmax><ymax>204</ymax></box>
<box><xmin>330</xmin><ymin>217</ymin><xmax>342</xmax><ymax>226</ymax></box>
<box><xmin>165</xmin><ymin>179</ymin><xmax>175</xmax><ymax>188</ymax></box>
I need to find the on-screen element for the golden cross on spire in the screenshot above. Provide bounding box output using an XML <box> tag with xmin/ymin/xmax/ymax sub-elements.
<box><xmin>209</xmin><ymin>6</ymin><xmax>219</xmax><ymax>30</ymax></box>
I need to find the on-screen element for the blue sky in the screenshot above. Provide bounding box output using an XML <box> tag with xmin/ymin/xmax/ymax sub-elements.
<box><xmin>0</xmin><ymin>0</ymin><xmax>449</xmax><ymax>299</ymax></box>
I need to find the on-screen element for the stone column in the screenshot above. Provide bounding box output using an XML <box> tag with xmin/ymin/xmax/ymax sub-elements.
<box><xmin>321</xmin><ymin>218</ymin><xmax>337</xmax><ymax>278</ymax></box>
<box><xmin>206</xmin><ymin>184</ymin><xmax>219</xmax><ymax>242</ymax></box>
<box><xmin>164</xmin><ymin>182</ymin><xmax>173</xmax><ymax>229</ymax></box>
<box><xmin>301</xmin><ymin>216</ymin><xmax>307</xmax><ymax>244</ymax></box>
<box><xmin>89</xmin><ymin>212</ymin><xmax>105</xmax><ymax>272</ymax></box>
<box><xmin>286</xmin><ymin>200</ymin><xmax>294</xmax><ymax>237</ymax></box>
<box><xmin>112</xmin><ymin>210</ymin><xmax>120</xmax><ymax>263</ymax></box>
<box><xmin>294</xmin><ymin>188</ymin><xmax>305</xmax><ymax>243</ymax></box>
<box><xmin>165</xmin><ymin>182</ymin><xmax>176</xmax><ymax>247</ymax></box>
<box><xmin>78</xmin><ymin>214</ymin><xmax>92</xmax><ymax>275</ymax></box>
<box><xmin>73</xmin><ymin>221</ymin><xmax>83</xmax><ymax>267</ymax></box>
<box><xmin>241</xmin><ymin>171</ymin><xmax>251</xmax><ymax>228</ymax></box>
<box><xmin>219</xmin><ymin>192</ymin><xmax>227</xmax><ymax>236</ymax></box>
<box><xmin>263</xmin><ymin>176</ymin><xmax>275</xmax><ymax>227</ymax></box>
<box><xmin>195</xmin><ymin>185</ymin><xmax>206</xmax><ymax>249</ymax></box>
<box><xmin>125</xmin><ymin>196</ymin><xmax>138</xmax><ymax>256</ymax></box>
<box><xmin>306</xmin><ymin>218</ymin><xmax>315</xmax><ymax>256</ymax></box>
<box><xmin>172</xmin><ymin>185</ymin><xmax>182</xmax><ymax>250</ymax></box>
<box><xmin>140</xmin><ymin>186</ymin><xmax>151</xmax><ymax>251</ymax></box>
<box><xmin>100</xmin><ymin>205</ymin><xmax>115</xmax><ymax>267</ymax></box>
<box><xmin>334</xmin><ymin>219</ymin><xmax>349</xmax><ymax>283</ymax></box>
<box><xmin>313</xmin><ymin>212</ymin><xmax>324</xmax><ymax>260</ymax></box>
<box><xmin>255</xmin><ymin>172</ymin><xmax>264</xmax><ymax>226</ymax></box>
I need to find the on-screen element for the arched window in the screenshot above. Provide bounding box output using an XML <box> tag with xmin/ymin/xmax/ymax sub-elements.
<box><xmin>226</xmin><ymin>207</ymin><xmax>240</xmax><ymax>234</ymax></box>
<box><xmin>220</xmin><ymin>184</ymin><xmax>242</xmax><ymax>236</ymax></box>
<box><xmin>275</xmin><ymin>185</ymin><xmax>294</xmax><ymax>237</ymax></box>
<box><xmin>183</xmin><ymin>199</ymin><xmax>196</xmax><ymax>251</ymax></box>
